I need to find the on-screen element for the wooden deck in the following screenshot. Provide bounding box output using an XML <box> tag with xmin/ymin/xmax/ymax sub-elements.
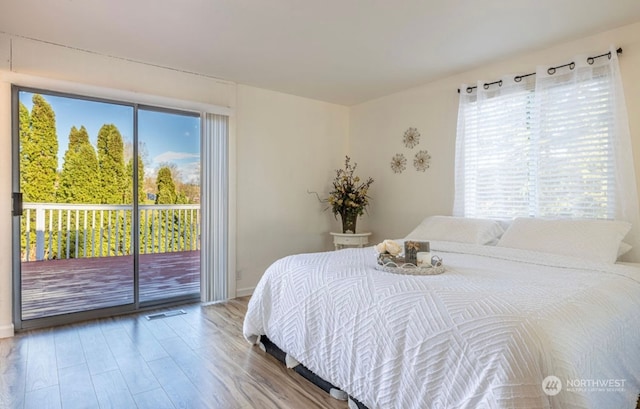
<box><xmin>21</xmin><ymin>251</ymin><xmax>200</xmax><ymax>320</ymax></box>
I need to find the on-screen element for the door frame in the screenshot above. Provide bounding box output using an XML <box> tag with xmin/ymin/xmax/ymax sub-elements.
<box><xmin>11</xmin><ymin>85</ymin><xmax>201</xmax><ymax>330</ymax></box>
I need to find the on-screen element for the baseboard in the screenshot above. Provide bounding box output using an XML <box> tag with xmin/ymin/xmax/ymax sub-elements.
<box><xmin>236</xmin><ymin>287</ymin><xmax>255</xmax><ymax>297</ymax></box>
<box><xmin>0</xmin><ymin>323</ymin><xmax>14</xmax><ymax>339</ymax></box>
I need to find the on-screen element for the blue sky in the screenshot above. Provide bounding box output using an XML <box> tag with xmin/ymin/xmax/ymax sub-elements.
<box><xmin>19</xmin><ymin>91</ymin><xmax>201</xmax><ymax>184</ymax></box>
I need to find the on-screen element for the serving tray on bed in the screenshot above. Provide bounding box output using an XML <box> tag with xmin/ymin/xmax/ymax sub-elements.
<box><xmin>375</xmin><ymin>254</ymin><xmax>445</xmax><ymax>275</ymax></box>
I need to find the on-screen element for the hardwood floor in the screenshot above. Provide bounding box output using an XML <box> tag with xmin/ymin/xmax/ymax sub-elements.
<box><xmin>0</xmin><ymin>297</ymin><xmax>345</xmax><ymax>409</ymax></box>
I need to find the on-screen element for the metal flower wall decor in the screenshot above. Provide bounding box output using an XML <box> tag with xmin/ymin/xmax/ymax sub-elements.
<box><xmin>390</xmin><ymin>127</ymin><xmax>431</xmax><ymax>174</ymax></box>
<box><xmin>403</xmin><ymin>127</ymin><xmax>420</xmax><ymax>148</ymax></box>
<box><xmin>414</xmin><ymin>150</ymin><xmax>431</xmax><ymax>172</ymax></box>
<box><xmin>390</xmin><ymin>154</ymin><xmax>407</xmax><ymax>174</ymax></box>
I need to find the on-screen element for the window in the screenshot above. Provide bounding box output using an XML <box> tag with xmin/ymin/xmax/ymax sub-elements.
<box><xmin>454</xmin><ymin>51</ymin><xmax>635</xmax><ymax>226</ymax></box>
<box><xmin>455</xmin><ymin>81</ymin><xmax>535</xmax><ymax>219</ymax></box>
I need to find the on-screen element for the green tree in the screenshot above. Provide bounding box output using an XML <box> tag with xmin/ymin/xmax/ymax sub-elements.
<box><xmin>97</xmin><ymin>124</ymin><xmax>125</xmax><ymax>204</ymax></box>
<box><xmin>22</xmin><ymin>94</ymin><xmax>58</xmax><ymax>202</ymax></box>
<box><xmin>123</xmin><ymin>140</ymin><xmax>146</xmax><ymax>204</ymax></box>
<box><xmin>125</xmin><ymin>157</ymin><xmax>146</xmax><ymax>204</ymax></box>
<box><xmin>59</xmin><ymin>126</ymin><xmax>100</xmax><ymax>203</ymax></box>
<box><xmin>179</xmin><ymin>183</ymin><xmax>200</xmax><ymax>204</ymax></box>
<box><xmin>155</xmin><ymin>166</ymin><xmax>177</xmax><ymax>204</ymax></box>
<box><xmin>18</xmin><ymin>102</ymin><xmax>34</xmax><ymax>260</ymax></box>
<box><xmin>137</xmin><ymin>157</ymin><xmax>146</xmax><ymax>203</ymax></box>
<box><xmin>18</xmin><ymin>102</ymin><xmax>31</xmax><ymax>193</ymax></box>
<box><xmin>149</xmin><ymin>165</ymin><xmax>197</xmax><ymax>253</ymax></box>
<box><xmin>157</xmin><ymin>162</ymin><xmax>197</xmax><ymax>204</ymax></box>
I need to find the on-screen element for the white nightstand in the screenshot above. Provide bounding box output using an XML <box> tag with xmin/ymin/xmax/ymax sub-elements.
<box><xmin>330</xmin><ymin>232</ymin><xmax>372</xmax><ymax>250</ymax></box>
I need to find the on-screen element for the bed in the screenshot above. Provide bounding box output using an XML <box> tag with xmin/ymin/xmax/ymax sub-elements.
<box><xmin>243</xmin><ymin>216</ymin><xmax>640</xmax><ymax>409</ymax></box>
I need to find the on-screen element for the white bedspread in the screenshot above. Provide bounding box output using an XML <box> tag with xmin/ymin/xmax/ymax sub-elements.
<box><xmin>243</xmin><ymin>242</ymin><xmax>640</xmax><ymax>409</ymax></box>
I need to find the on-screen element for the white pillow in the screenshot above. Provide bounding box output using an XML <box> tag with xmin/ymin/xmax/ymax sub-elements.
<box><xmin>496</xmin><ymin>218</ymin><xmax>631</xmax><ymax>264</ymax></box>
<box><xmin>617</xmin><ymin>242</ymin><xmax>632</xmax><ymax>259</ymax></box>
<box><xmin>405</xmin><ymin>216</ymin><xmax>504</xmax><ymax>245</ymax></box>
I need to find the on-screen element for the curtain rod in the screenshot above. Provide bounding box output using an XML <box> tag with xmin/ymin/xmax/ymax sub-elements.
<box><xmin>457</xmin><ymin>47</ymin><xmax>622</xmax><ymax>94</ymax></box>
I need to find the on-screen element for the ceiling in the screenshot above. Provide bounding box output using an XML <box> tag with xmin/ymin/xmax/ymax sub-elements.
<box><xmin>2</xmin><ymin>0</ymin><xmax>640</xmax><ymax>106</ymax></box>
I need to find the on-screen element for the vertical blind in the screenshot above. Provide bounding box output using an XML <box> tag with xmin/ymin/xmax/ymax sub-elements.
<box><xmin>200</xmin><ymin>113</ymin><xmax>229</xmax><ymax>302</ymax></box>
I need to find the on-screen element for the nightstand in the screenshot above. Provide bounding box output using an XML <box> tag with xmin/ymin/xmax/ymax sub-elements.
<box><xmin>329</xmin><ymin>232</ymin><xmax>372</xmax><ymax>250</ymax></box>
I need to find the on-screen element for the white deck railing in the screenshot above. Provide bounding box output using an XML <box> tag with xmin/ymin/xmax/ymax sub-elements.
<box><xmin>21</xmin><ymin>203</ymin><xmax>200</xmax><ymax>261</ymax></box>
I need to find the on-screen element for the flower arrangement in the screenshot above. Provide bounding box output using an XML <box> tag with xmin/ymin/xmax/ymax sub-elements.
<box><xmin>375</xmin><ymin>239</ymin><xmax>402</xmax><ymax>256</ymax></box>
<box><xmin>327</xmin><ymin>156</ymin><xmax>374</xmax><ymax>233</ymax></box>
<box><xmin>375</xmin><ymin>239</ymin><xmax>403</xmax><ymax>266</ymax></box>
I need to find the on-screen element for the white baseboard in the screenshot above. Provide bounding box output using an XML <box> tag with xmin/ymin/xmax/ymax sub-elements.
<box><xmin>236</xmin><ymin>287</ymin><xmax>255</xmax><ymax>297</ymax></box>
<box><xmin>0</xmin><ymin>323</ymin><xmax>14</xmax><ymax>339</ymax></box>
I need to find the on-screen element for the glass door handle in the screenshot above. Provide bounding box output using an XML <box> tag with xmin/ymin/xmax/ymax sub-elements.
<box><xmin>12</xmin><ymin>192</ymin><xmax>23</xmax><ymax>216</ymax></box>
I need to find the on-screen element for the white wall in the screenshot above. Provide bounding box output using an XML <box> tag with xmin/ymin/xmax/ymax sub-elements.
<box><xmin>0</xmin><ymin>35</ymin><xmax>12</xmax><ymax>337</ymax></box>
<box><xmin>0</xmin><ymin>80</ymin><xmax>12</xmax><ymax>338</ymax></box>
<box><xmin>235</xmin><ymin>84</ymin><xmax>348</xmax><ymax>295</ymax></box>
<box><xmin>350</xmin><ymin>22</ymin><xmax>640</xmax><ymax>243</ymax></box>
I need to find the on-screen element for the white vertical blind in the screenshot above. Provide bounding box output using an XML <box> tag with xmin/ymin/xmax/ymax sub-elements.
<box><xmin>455</xmin><ymin>47</ymin><xmax>640</xmax><ymax>260</ymax></box>
<box><xmin>200</xmin><ymin>113</ymin><xmax>229</xmax><ymax>302</ymax></box>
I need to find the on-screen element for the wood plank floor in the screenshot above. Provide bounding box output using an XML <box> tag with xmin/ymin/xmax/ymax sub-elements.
<box><xmin>21</xmin><ymin>251</ymin><xmax>200</xmax><ymax>320</ymax></box>
<box><xmin>0</xmin><ymin>297</ymin><xmax>346</xmax><ymax>409</ymax></box>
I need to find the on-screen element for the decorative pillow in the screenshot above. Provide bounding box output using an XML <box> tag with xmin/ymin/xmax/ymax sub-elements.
<box><xmin>496</xmin><ymin>218</ymin><xmax>631</xmax><ymax>264</ymax></box>
<box><xmin>405</xmin><ymin>215</ymin><xmax>504</xmax><ymax>245</ymax></box>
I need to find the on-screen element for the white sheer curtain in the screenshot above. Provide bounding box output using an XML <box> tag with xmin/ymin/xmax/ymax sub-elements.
<box><xmin>454</xmin><ymin>75</ymin><xmax>535</xmax><ymax>219</ymax></box>
<box><xmin>200</xmin><ymin>113</ymin><xmax>229</xmax><ymax>302</ymax></box>
<box><xmin>455</xmin><ymin>47</ymin><xmax>640</xmax><ymax>261</ymax></box>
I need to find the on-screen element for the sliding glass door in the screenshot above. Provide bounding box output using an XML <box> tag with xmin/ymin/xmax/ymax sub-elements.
<box><xmin>138</xmin><ymin>108</ymin><xmax>201</xmax><ymax>304</ymax></box>
<box><xmin>15</xmin><ymin>90</ymin><xmax>135</xmax><ymax>322</ymax></box>
<box><xmin>12</xmin><ymin>88</ymin><xmax>201</xmax><ymax>328</ymax></box>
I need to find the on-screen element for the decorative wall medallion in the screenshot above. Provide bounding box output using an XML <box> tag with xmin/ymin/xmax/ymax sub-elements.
<box><xmin>390</xmin><ymin>154</ymin><xmax>407</xmax><ymax>174</ymax></box>
<box><xmin>403</xmin><ymin>127</ymin><xmax>420</xmax><ymax>149</ymax></box>
<box><xmin>413</xmin><ymin>150</ymin><xmax>431</xmax><ymax>172</ymax></box>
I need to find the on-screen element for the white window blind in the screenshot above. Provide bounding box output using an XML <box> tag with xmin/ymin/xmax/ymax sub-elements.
<box><xmin>455</xmin><ymin>50</ymin><xmax>632</xmax><ymax>221</ymax></box>
<box><xmin>454</xmin><ymin>47</ymin><xmax>640</xmax><ymax>261</ymax></box>
<box><xmin>533</xmin><ymin>69</ymin><xmax>616</xmax><ymax>219</ymax></box>
<box><xmin>455</xmin><ymin>79</ymin><xmax>535</xmax><ymax>219</ymax></box>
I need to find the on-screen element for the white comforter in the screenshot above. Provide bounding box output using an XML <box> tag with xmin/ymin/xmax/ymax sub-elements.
<box><xmin>243</xmin><ymin>242</ymin><xmax>640</xmax><ymax>409</ymax></box>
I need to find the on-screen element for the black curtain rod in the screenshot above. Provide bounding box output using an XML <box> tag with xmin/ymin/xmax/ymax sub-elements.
<box><xmin>457</xmin><ymin>47</ymin><xmax>622</xmax><ymax>94</ymax></box>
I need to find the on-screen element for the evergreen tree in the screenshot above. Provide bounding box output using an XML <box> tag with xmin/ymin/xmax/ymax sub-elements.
<box><xmin>97</xmin><ymin>124</ymin><xmax>126</xmax><ymax>204</ymax></box>
<box><xmin>22</xmin><ymin>94</ymin><xmax>58</xmax><ymax>202</ymax></box>
<box><xmin>137</xmin><ymin>157</ymin><xmax>146</xmax><ymax>203</ymax></box>
<box><xmin>18</xmin><ymin>102</ymin><xmax>33</xmax><ymax>260</ymax></box>
<box><xmin>155</xmin><ymin>166</ymin><xmax>178</xmax><ymax>204</ymax></box>
<box><xmin>125</xmin><ymin>155</ymin><xmax>146</xmax><ymax>204</ymax></box>
<box><xmin>123</xmin><ymin>141</ymin><xmax>145</xmax><ymax>204</ymax></box>
<box><xmin>158</xmin><ymin>162</ymin><xmax>194</xmax><ymax>204</ymax></box>
<box><xmin>59</xmin><ymin>126</ymin><xmax>100</xmax><ymax>203</ymax></box>
<box><xmin>180</xmin><ymin>183</ymin><xmax>200</xmax><ymax>204</ymax></box>
<box><xmin>18</xmin><ymin>102</ymin><xmax>31</xmax><ymax>193</ymax></box>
